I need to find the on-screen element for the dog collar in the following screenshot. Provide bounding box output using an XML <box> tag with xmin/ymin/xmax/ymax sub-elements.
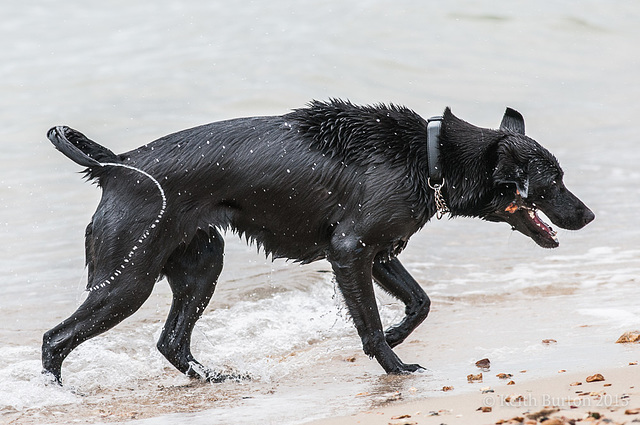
<box><xmin>426</xmin><ymin>115</ymin><xmax>449</xmax><ymax>219</ymax></box>
<box><xmin>426</xmin><ymin>116</ymin><xmax>444</xmax><ymax>183</ymax></box>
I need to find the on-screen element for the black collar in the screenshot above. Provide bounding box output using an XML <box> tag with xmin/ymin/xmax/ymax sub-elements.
<box><xmin>426</xmin><ymin>115</ymin><xmax>444</xmax><ymax>183</ymax></box>
<box><xmin>426</xmin><ymin>115</ymin><xmax>449</xmax><ymax>219</ymax></box>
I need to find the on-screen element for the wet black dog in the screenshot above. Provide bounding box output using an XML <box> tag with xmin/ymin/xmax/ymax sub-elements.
<box><xmin>43</xmin><ymin>100</ymin><xmax>594</xmax><ymax>384</ymax></box>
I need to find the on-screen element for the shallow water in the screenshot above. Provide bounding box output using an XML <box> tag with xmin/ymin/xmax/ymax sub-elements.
<box><xmin>1</xmin><ymin>1</ymin><xmax>639</xmax><ymax>424</ymax></box>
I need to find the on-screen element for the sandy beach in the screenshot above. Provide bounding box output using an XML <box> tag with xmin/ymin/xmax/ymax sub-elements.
<box><xmin>310</xmin><ymin>365</ymin><xmax>640</xmax><ymax>425</ymax></box>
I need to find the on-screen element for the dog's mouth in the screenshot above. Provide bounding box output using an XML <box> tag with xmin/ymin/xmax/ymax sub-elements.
<box><xmin>518</xmin><ymin>205</ymin><xmax>558</xmax><ymax>248</ymax></box>
<box><xmin>487</xmin><ymin>201</ymin><xmax>559</xmax><ymax>249</ymax></box>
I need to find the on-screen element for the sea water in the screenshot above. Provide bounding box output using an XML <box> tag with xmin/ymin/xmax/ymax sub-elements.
<box><xmin>1</xmin><ymin>1</ymin><xmax>639</xmax><ymax>424</ymax></box>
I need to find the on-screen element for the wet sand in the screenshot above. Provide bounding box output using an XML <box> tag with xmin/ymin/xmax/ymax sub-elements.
<box><xmin>311</xmin><ymin>365</ymin><xmax>640</xmax><ymax>425</ymax></box>
<box><xmin>2</xmin><ymin>276</ymin><xmax>638</xmax><ymax>425</ymax></box>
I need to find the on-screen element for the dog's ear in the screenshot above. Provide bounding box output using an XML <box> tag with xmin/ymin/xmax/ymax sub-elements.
<box><xmin>500</xmin><ymin>108</ymin><xmax>525</xmax><ymax>135</ymax></box>
<box><xmin>493</xmin><ymin>141</ymin><xmax>529</xmax><ymax>198</ymax></box>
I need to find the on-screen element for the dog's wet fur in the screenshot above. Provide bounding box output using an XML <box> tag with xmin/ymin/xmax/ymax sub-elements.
<box><xmin>42</xmin><ymin>99</ymin><xmax>594</xmax><ymax>384</ymax></box>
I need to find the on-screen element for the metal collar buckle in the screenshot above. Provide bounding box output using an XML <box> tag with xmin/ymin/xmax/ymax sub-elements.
<box><xmin>428</xmin><ymin>177</ymin><xmax>449</xmax><ymax>220</ymax></box>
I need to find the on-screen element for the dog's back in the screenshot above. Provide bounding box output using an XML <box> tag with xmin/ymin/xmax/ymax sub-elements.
<box><xmin>66</xmin><ymin>104</ymin><xmax>431</xmax><ymax>263</ymax></box>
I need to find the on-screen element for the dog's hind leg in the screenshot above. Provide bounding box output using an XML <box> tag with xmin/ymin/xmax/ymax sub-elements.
<box><xmin>42</xmin><ymin>265</ymin><xmax>160</xmax><ymax>384</ymax></box>
<box><xmin>42</xmin><ymin>200</ymin><xmax>171</xmax><ymax>384</ymax></box>
<box><xmin>372</xmin><ymin>258</ymin><xmax>431</xmax><ymax>348</ymax></box>
<box><xmin>158</xmin><ymin>227</ymin><xmax>228</xmax><ymax>382</ymax></box>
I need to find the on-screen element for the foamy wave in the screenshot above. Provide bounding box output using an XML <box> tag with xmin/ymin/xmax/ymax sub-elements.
<box><xmin>0</xmin><ymin>347</ymin><xmax>78</xmax><ymax>410</ymax></box>
<box><xmin>0</xmin><ymin>277</ymin><xmax>406</xmax><ymax>413</ymax></box>
<box><xmin>576</xmin><ymin>308</ymin><xmax>640</xmax><ymax>328</ymax></box>
<box><xmin>407</xmin><ymin>246</ymin><xmax>640</xmax><ymax>300</ymax></box>
<box><xmin>193</xmin><ymin>277</ymin><xmax>403</xmax><ymax>381</ymax></box>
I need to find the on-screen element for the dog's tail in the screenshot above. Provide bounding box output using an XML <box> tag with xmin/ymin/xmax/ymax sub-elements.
<box><xmin>47</xmin><ymin>126</ymin><xmax>121</xmax><ymax>181</ymax></box>
<box><xmin>47</xmin><ymin>126</ymin><xmax>167</xmax><ymax>293</ymax></box>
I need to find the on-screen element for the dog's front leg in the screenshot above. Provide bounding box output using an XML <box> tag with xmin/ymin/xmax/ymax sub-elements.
<box><xmin>372</xmin><ymin>258</ymin><xmax>431</xmax><ymax>348</ymax></box>
<box><xmin>328</xmin><ymin>238</ymin><xmax>424</xmax><ymax>374</ymax></box>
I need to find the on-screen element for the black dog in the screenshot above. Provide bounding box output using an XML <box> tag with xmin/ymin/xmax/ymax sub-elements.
<box><xmin>42</xmin><ymin>100</ymin><xmax>594</xmax><ymax>384</ymax></box>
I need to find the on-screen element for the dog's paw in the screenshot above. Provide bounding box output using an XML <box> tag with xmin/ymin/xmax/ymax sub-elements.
<box><xmin>388</xmin><ymin>362</ymin><xmax>426</xmax><ymax>375</ymax></box>
<box><xmin>206</xmin><ymin>371</ymin><xmax>252</xmax><ymax>383</ymax></box>
<box><xmin>187</xmin><ymin>362</ymin><xmax>251</xmax><ymax>383</ymax></box>
<box><xmin>403</xmin><ymin>363</ymin><xmax>426</xmax><ymax>374</ymax></box>
<box><xmin>41</xmin><ymin>370</ymin><xmax>62</xmax><ymax>387</ymax></box>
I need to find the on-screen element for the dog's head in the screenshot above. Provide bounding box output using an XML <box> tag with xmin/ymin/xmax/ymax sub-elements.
<box><xmin>483</xmin><ymin>108</ymin><xmax>595</xmax><ymax>248</ymax></box>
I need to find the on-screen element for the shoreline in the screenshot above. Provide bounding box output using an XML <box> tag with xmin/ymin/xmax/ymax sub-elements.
<box><xmin>308</xmin><ymin>364</ymin><xmax>639</xmax><ymax>425</ymax></box>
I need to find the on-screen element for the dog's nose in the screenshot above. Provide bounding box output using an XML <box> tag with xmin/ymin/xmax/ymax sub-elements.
<box><xmin>583</xmin><ymin>208</ymin><xmax>595</xmax><ymax>226</ymax></box>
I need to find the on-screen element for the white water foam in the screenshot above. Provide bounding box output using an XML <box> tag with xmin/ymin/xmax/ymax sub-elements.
<box><xmin>192</xmin><ymin>278</ymin><xmax>404</xmax><ymax>382</ymax></box>
<box><xmin>0</xmin><ymin>276</ymin><xmax>406</xmax><ymax>415</ymax></box>
<box><xmin>0</xmin><ymin>347</ymin><xmax>77</xmax><ymax>411</ymax></box>
<box><xmin>576</xmin><ymin>308</ymin><xmax>640</xmax><ymax>328</ymax></box>
<box><xmin>406</xmin><ymin>245</ymin><xmax>640</xmax><ymax>300</ymax></box>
